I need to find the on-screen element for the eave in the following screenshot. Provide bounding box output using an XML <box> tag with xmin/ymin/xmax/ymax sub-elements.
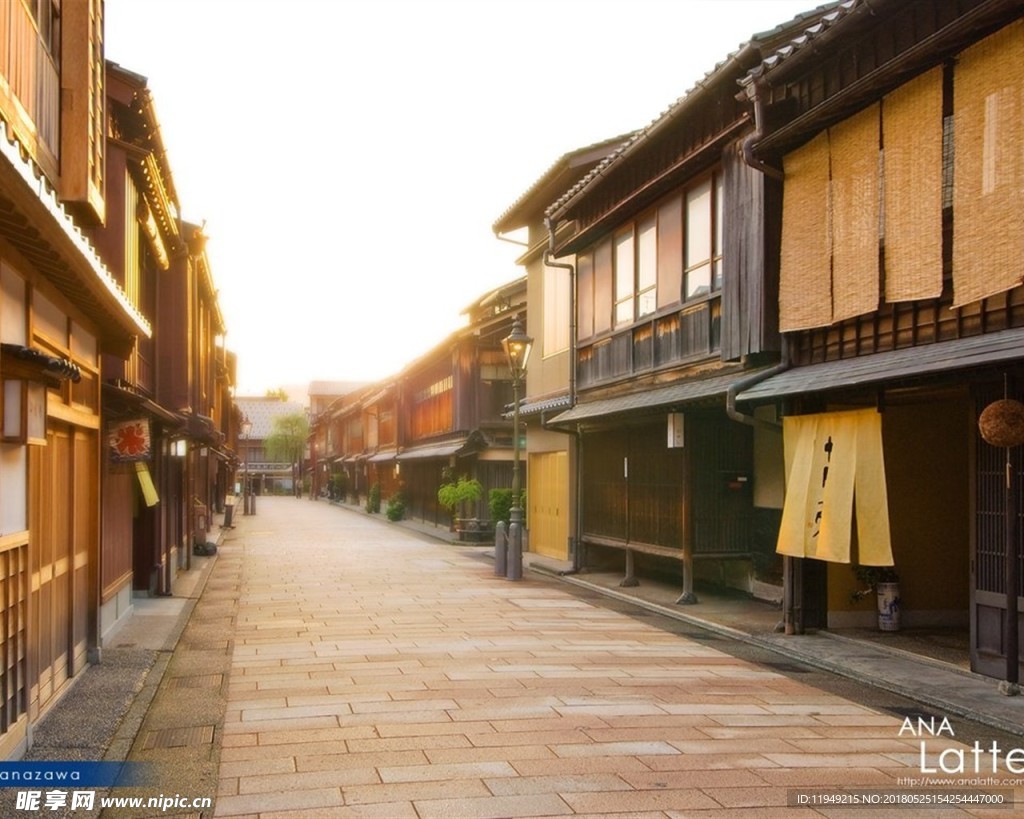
<box><xmin>0</xmin><ymin>121</ymin><xmax>150</xmax><ymax>355</ymax></box>
<box><xmin>743</xmin><ymin>0</ymin><xmax>1022</xmax><ymax>158</ymax></box>
<box><xmin>492</xmin><ymin>133</ymin><xmax>635</xmax><ymax>235</ymax></box>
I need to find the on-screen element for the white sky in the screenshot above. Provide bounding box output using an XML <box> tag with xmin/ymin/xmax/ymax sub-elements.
<box><xmin>105</xmin><ymin>0</ymin><xmax>815</xmax><ymax>396</ymax></box>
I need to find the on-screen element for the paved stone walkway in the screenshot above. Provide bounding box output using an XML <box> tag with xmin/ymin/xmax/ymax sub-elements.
<box><xmin>199</xmin><ymin>498</ymin><xmax>1022</xmax><ymax>817</ymax></box>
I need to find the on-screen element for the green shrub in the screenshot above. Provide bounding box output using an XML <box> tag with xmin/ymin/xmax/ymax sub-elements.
<box><xmin>385</xmin><ymin>493</ymin><xmax>406</xmax><ymax>521</ymax></box>
<box><xmin>367</xmin><ymin>482</ymin><xmax>381</xmax><ymax>514</ymax></box>
<box><xmin>488</xmin><ymin>488</ymin><xmax>513</xmax><ymax>526</ymax></box>
<box><xmin>328</xmin><ymin>473</ymin><xmax>347</xmax><ymax>500</ymax></box>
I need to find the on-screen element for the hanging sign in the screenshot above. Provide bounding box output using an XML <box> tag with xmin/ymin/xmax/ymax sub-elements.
<box><xmin>109</xmin><ymin>418</ymin><xmax>152</xmax><ymax>462</ymax></box>
<box><xmin>135</xmin><ymin>462</ymin><xmax>160</xmax><ymax>506</ymax></box>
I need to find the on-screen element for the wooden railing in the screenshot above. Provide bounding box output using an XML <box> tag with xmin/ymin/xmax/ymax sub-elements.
<box><xmin>0</xmin><ymin>1</ymin><xmax>60</xmax><ymax>175</ymax></box>
<box><xmin>577</xmin><ymin>295</ymin><xmax>722</xmax><ymax>389</ymax></box>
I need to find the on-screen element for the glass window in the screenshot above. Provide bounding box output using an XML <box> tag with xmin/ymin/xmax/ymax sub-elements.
<box><xmin>594</xmin><ymin>240</ymin><xmax>613</xmax><ymax>335</ymax></box>
<box><xmin>657</xmin><ymin>195</ymin><xmax>683</xmax><ymax>309</ymax></box>
<box><xmin>685</xmin><ymin>178</ymin><xmax>713</xmax><ymax>299</ymax></box>
<box><xmin>636</xmin><ymin>215</ymin><xmax>657</xmax><ymax>317</ymax></box>
<box><xmin>713</xmin><ymin>174</ymin><xmax>724</xmax><ymax>292</ymax></box>
<box><xmin>614</xmin><ymin>229</ymin><xmax>634</xmax><ymax>328</ymax></box>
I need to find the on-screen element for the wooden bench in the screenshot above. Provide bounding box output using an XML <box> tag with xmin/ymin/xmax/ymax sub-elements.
<box><xmin>581</xmin><ymin>535</ymin><xmax>750</xmax><ymax>605</ymax></box>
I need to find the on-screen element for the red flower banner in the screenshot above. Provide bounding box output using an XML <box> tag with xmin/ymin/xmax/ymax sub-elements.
<box><xmin>109</xmin><ymin>418</ymin><xmax>152</xmax><ymax>462</ymax></box>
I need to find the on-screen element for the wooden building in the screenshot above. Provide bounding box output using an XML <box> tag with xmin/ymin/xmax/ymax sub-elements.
<box><xmin>0</xmin><ymin>0</ymin><xmax>154</xmax><ymax>758</ymax></box>
<box><xmin>735</xmin><ymin>0</ymin><xmax>1024</xmax><ymax>679</ymax></box>
<box><xmin>540</xmin><ymin>10</ymin><xmax>832</xmax><ymax>601</ymax></box>
<box><xmin>313</xmin><ymin>278</ymin><xmax>526</xmax><ymax>533</ymax></box>
<box><xmin>92</xmin><ymin>63</ymin><xmax>187</xmax><ymax>629</ymax></box>
<box><xmin>394</xmin><ymin>277</ymin><xmax>525</xmax><ymax>532</ymax></box>
<box><xmin>235</xmin><ymin>396</ymin><xmax>307</xmax><ymax>496</ymax></box>
<box><xmin>493</xmin><ymin>136</ymin><xmax>632</xmax><ymax>565</ymax></box>
<box><xmin>91</xmin><ymin>65</ymin><xmax>234</xmax><ymax>633</ymax></box>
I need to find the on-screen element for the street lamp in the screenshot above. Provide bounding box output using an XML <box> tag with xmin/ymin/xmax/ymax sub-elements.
<box><xmin>241</xmin><ymin>417</ymin><xmax>252</xmax><ymax>515</ymax></box>
<box><xmin>502</xmin><ymin>316</ymin><xmax>533</xmax><ymax>581</ymax></box>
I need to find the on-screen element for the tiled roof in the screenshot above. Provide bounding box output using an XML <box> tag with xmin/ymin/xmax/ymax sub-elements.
<box><xmin>740</xmin><ymin>0</ymin><xmax>859</xmax><ymax>88</ymax></box>
<box><xmin>545</xmin><ymin>1</ymin><xmax>849</xmax><ymax>222</ymax></box>
<box><xmin>738</xmin><ymin>327</ymin><xmax>1024</xmax><ymax>403</ymax></box>
<box><xmin>235</xmin><ymin>397</ymin><xmax>306</xmax><ymax>440</ymax></box>
<box><xmin>308</xmin><ymin>380</ymin><xmax>366</xmax><ymax>397</ymax></box>
<box><xmin>549</xmin><ymin>368</ymin><xmax>753</xmax><ymax>425</ymax></box>
<box><xmin>492</xmin><ymin>132</ymin><xmax>636</xmax><ymax>233</ymax></box>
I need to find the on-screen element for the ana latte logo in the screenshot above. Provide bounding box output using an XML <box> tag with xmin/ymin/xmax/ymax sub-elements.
<box><xmin>901</xmin><ymin>716</ymin><xmax>1024</xmax><ymax>775</ymax></box>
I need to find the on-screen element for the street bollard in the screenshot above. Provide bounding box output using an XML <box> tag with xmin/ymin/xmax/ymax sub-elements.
<box><xmin>507</xmin><ymin>521</ymin><xmax>522</xmax><ymax>581</ymax></box>
<box><xmin>494</xmin><ymin>521</ymin><xmax>507</xmax><ymax>577</ymax></box>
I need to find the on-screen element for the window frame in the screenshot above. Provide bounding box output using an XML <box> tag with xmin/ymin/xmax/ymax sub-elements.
<box><xmin>578</xmin><ymin>167</ymin><xmax>724</xmax><ymax>341</ymax></box>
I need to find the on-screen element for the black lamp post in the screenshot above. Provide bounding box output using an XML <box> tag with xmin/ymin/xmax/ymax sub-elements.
<box><xmin>241</xmin><ymin>418</ymin><xmax>253</xmax><ymax>516</ymax></box>
<box><xmin>502</xmin><ymin>316</ymin><xmax>533</xmax><ymax>581</ymax></box>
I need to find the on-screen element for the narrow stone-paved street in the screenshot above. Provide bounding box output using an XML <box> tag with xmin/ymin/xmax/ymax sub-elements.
<box><xmin>138</xmin><ymin>496</ymin><xmax>1005</xmax><ymax>818</ymax></box>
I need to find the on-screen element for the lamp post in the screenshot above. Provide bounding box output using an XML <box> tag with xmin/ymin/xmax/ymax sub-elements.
<box><xmin>502</xmin><ymin>316</ymin><xmax>533</xmax><ymax>581</ymax></box>
<box><xmin>241</xmin><ymin>417</ymin><xmax>252</xmax><ymax>515</ymax></box>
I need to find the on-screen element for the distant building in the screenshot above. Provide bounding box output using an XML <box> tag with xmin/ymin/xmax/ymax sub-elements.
<box><xmin>235</xmin><ymin>396</ymin><xmax>306</xmax><ymax>494</ymax></box>
<box><xmin>308</xmin><ymin>380</ymin><xmax>367</xmax><ymax>419</ymax></box>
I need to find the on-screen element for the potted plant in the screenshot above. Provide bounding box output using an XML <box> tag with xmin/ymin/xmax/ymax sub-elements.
<box><xmin>851</xmin><ymin>565</ymin><xmax>901</xmax><ymax>632</ymax></box>
<box><xmin>437</xmin><ymin>476</ymin><xmax>483</xmax><ymax>533</ymax></box>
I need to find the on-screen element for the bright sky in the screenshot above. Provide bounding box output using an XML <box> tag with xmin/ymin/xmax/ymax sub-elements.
<box><xmin>105</xmin><ymin>0</ymin><xmax>815</xmax><ymax>396</ymax></box>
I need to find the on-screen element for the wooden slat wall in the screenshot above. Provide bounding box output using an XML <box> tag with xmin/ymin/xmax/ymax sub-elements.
<box><xmin>721</xmin><ymin>139</ymin><xmax>770</xmax><ymax>360</ymax></box>
<box><xmin>582</xmin><ymin>429</ymin><xmax>628</xmax><ymax>542</ymax></box>
<box><xmin>101</xmin><ymin>464</ymin><xmax>134</xmax><ymax>599</ymax></box>
<box><xmin>627</xmin><ymin>423</ymin><xmax>684</xmax><ymax>548</ymax></box>
<box><xmin>0</xmin><ymin>537</ymin><xmax>29</xmax><ymax>738</ymax></box>
<box><xmin>72</xmin><ymin>432</ymin><xmax>95</xmax><ymax>674</ymax></box>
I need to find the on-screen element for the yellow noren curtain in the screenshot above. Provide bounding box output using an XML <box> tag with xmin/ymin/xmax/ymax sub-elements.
<box><xmin>953</xmin><ymin>20</ymin><xmax>1024</xmax><ymax>307</ymax></box>
<box><xmin>883</xmin><ymin>67</ymin><xmax>944</xmax><ymax>302</ymax></box>
<box><xmin>777</xmin><ymin>408</ymin><xmax>893</xmax><ymax>565</ymax></box>
<box><xmin>831</xmin><ymin>103</ymin><xmax>880</xmax><ymax>322</ymax></box>
<box><xmin>780</xmin><ymin>130</ymin><xmax>832</xmax><ymax>332</ymax></box>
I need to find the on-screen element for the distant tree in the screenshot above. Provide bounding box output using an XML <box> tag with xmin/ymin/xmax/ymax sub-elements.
<box><xmin>263</xmin><ymin>412</ymin><xmax>309</xmax><ymax>464</ymax></box>
<box><xmin>265</xmin><ymin>387</ymin><xmax>289</xmax><ymax>400</ymax></box>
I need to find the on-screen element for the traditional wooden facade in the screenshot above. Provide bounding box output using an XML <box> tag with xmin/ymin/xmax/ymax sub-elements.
<box><xmin>91</xmin><ymin>63</ymin><xmax>187</xmax><ymax>628</ymax></box>
<box><xmin>541</xmin><ymin>11</ymin><xmax>831</xmax><ymax>601</ymax></box>
<box><xmin>312</xmin><ymin>279</ymin><xmax>526</xmax><ymax>532</ymax></box>
<box><xmin>91</xmin><ymin>64</ymin><xmax>233</xmax><ymax>621</ymax></box>
<box><xmin>0</xmin><ymin>0</ymin><xmax>154</xmax><ymax>758</ymax></box>
<box><xmin>735</xmin><ymin>0</ymin><xmax>1024</xmax><ymax>679</ymax></box>
<box><xmin>493</xmin><ymin>136</ymin><xmax>631</xmax><ymax>564</ymax></box>
<box><xmin>394</xmin><ymin>278</ymin><xmax>525</xmax><ymax>531</ymax></box>
<box><xmin>161</xmin><ymin>221</ymin><xmax>230</xmax><ymax>554</ymax></box>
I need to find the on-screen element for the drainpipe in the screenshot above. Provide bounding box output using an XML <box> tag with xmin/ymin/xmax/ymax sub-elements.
<box><xmin>736</xmin><ymin>81</ymin><xmax>801</xmax><ymax>630</ymax></box>
<box><xmin>543</xmin><ymin>216</ymin><xmax>584</xmax><ymax>573</ymax></box>
<box><xmin>742</xmin><ymin>77</ymin><xmax>784</xmax><ymax>182</ymax></box>
<box><xmin>725</xmin><ymin>336</ymin><xmax>790</xmax><ymax>428</ymax></box>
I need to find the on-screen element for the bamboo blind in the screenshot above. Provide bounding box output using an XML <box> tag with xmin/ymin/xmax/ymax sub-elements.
<box><xmin>953</xmin><ymin>20</ymin><xmax>1024</xmax><ymax>307</ymax></box>
<box><xmin>830</xmin><ymin>103</ymin><xmax>880</xmax><ymax>322</ymax></box>
<box><xmin>780</xmin><ymin>130</ymin><xmax>832</xmax><ymax>331</ymax></box>
<box><xmin>883</xmin><ymin>67</ymin><xmax>944</xmax><ymax>302</ymax></box>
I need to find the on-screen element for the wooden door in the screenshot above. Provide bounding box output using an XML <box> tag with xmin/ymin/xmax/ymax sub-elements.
<box><xmin>528</xmin><ymin>451</ymin><xmax>569</xmax><ymax>560</ymax></box>
<box><xmin>972</xmin><ymin>390</ymin><xmax>1024</xmax><ymax>679</ymax></box>
<box><xmin>28</xmin><ymin>423</ymin><xmax>96</xmax><ymax>717</ymax></box>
